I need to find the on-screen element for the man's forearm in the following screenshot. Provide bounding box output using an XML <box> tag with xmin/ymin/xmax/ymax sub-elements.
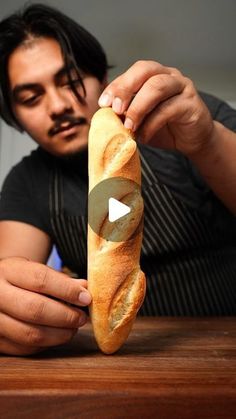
<box><xmin>189</xmin><ymin>121</ymin><xmax>236</xmax><ymax>215</ymax></box>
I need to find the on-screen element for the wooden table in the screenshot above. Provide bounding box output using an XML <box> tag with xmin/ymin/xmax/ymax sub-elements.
<box><xmin>0</xmin><ymin>317</ymin><xmax>236</xmax><ymax>419</ymax></box>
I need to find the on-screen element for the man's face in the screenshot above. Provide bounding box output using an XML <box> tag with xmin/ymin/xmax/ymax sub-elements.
<box><xmin>8</xmin><ymin>37</ymin><xmax>106</xmax><ymax>157</ymax></box>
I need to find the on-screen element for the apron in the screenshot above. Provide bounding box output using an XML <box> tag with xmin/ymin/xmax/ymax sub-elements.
<box><xmin>49</xmin><ymin>151</ymin><xmax>236</xmax><ymax>316</ymax></box>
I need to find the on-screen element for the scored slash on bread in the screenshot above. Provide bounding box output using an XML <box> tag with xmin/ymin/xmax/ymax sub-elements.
<box><xmin>88</xmin><ymin>107</ymin><xmax>146</xmax><ymax>354</ymax></box>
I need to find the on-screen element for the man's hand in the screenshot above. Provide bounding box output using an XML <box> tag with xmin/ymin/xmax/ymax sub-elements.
<box><xmin>99</xmin><ymin>60</ymin><xmax>214</xmax><ymax>157</ymax></box>
<box><xmin>0</xmin><ymin>257</ymin><xmax>91</xmax><ymax>356</ymax></box>
<box><xmin>100</xmin><ymin>59</ymin><xmax>236</xmax><ymax>215</ymax></box>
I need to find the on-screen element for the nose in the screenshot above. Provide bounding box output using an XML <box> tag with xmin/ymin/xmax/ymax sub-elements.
<box><xmin>47</xmin><ymin>87</ymin><xmax>72</xmax><ymax>118</ymax></box>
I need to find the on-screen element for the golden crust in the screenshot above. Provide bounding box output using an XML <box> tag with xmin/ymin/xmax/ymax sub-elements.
<box><xmin>88</xmin><ymin>107</ymin><xmax>146</xmax><ymax>354</ymax></box>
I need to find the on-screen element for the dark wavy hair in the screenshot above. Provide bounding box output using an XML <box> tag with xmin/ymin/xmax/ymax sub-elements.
<box><xmin>0</xmin><ymin>3</ymin><xmax>109</xmax><ymax>131</ymax></box>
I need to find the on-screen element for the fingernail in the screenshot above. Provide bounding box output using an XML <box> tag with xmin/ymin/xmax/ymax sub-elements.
<box><xmin>112</xmin><ymin>97</ymin><xmax>123</xmax><ymax>114</ymax></box>
<box><xmin>124</xmin><ymin>117</ymin><xmax>134</xmax><ymax>131</ymax></box>
<box><xmin>98</xmin><ymin>92</ymin><xmax>112</xmax><ymax>107</ymax></box>
<box><xmin>79</xmin><ymin>291</ymin><xmax>92</xmax><ymax>305</ymax></box>
<box><xmin>78</xmin><ymin>311</ymin><xmax>87</xmax><ymax>327</ymax></box>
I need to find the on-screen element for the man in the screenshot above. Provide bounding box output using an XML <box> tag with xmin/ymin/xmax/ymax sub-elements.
<box><xmin>0</xmin><ymin>4</ymin><xmax>235</xmax><ymax>356</ymax></box>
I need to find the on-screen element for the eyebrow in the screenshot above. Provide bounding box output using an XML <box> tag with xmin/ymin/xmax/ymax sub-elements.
<box><xmin>11</xmin><ymin>63</ymin><xmax>77</xmax><ymax>100</ymax></box>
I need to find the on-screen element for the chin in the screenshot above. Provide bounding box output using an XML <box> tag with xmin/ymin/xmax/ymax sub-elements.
<box><xmin>49</xmin><ymin>138</ymin><xmax>88</xmax><ymax>157</ymax></box>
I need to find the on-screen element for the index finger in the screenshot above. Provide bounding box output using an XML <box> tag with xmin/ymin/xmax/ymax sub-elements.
<box><xmin>98</xmin><ymin>60</ymin><xmax>171</xmax><ymax>114</ymax></box>
<box><xmin>0</xmin><ymin>257</ymin><xmax>91</xmax><ymax>306</ymax></box>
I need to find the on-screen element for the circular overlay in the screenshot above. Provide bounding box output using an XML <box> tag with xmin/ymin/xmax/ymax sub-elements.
<box><xmin>88</xmin><ymin>176</ymin><xmax>143</xmax><ymax>242</ymax></box>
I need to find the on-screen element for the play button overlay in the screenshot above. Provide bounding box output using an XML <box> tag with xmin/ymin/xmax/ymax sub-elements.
<box><xmin>88</xmin><ymin>176</ymin><xmax>143</xmax><ymax>242</ymax></box>
<box><xmin>108</xmin><ymin>198</ymin><xmax>131</xmax><ymax>222</ymax></box>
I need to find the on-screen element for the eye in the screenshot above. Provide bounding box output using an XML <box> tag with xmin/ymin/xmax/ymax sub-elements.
<box><xmin>22</xmin><ymin>95</ymin><xmax>40</xmax><ymax>106</ymax></box>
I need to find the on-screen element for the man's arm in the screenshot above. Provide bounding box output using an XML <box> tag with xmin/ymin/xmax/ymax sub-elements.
<box><xmin>188</xmin><ymin>121</ymin><xmax>236</xmax><ymax>215</ymax></box>
<box><xmin>0</xmin><ymin>220</ymin><xmax>52</xmax><ymax>262</ymax></box>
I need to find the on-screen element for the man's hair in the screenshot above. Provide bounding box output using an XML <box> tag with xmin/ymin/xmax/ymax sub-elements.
<box><xmin>0</xmin><ymin>3</ymin><xmax>109</xmax><ymax>131</ymax></box>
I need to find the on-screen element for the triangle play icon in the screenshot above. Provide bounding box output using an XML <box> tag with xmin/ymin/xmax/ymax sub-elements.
<box><xmin>108</xmin><ymin>197</ymin><xmax>131</xmax><ymax>222</ymax></box>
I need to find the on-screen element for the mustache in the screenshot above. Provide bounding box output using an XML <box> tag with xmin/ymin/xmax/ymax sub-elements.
<box><xmin>49</xmin><ymin>115</ymin><xmax>87</xmax><ymax>136</ymax></box>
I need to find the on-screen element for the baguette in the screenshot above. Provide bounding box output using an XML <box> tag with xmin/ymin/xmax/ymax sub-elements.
<box><xmin>88</xmin><ymin>107</ymin><xmax>146</xmax><ymax>354</ymax></box>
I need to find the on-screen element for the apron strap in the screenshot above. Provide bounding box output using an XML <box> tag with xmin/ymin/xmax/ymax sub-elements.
<box><xmin>49</xmin><ymin>165</ymin><xmax>87</xmax><ymax>277</ymax></box>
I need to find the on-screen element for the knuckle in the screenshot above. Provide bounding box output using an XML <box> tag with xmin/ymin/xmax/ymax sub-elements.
<box><xmin>25</xmin><ymin>326</ymin><xmax>44</xmax><ymax>346</ymax></box>
<box><xmin>0</xmin><ymin>258</ymin><xmax>11</xmax><ymax>280</ymax></box>
<box><xmin>148</xmin><ymin>74</ymin><xmax>168</xmax><ymax>92</ymax></box>
<box><xmin>0</xmin><ymin>263</ymin><xmax>5</xmax><ymax>281</ymax></box>
<box><xmin>0</xmin><ymin>257</ymin><xmax>29</xmax><ymax>285</ymax></box>
<box><xmin>116</xmin><ymin>84</ymin><xmax>129</xmax><ymax>96</ymax></box>
<box><xmin>27</xmin><ymin>299</ymin><xmax>46</xmax><ymax>322</ymax></box>
<box><xmin>135</xmin><ymin>59</ymin><xmax>158</xmax><ymax>69</ymax></box>
<box><xmin>183</xmin><ymin>77</ymin><xmax>195</xmax><ymax>94</ymax></box>
<box><xmin>127</xmin><ymin>103</ymin><xmax>141</xmax><ymax>121</ymax></box>
<box><xmin>110</xmin><ymin>79</ymin><xmax>131</xmax><ymax>98</ymax></box>
<box><xmin>106</xmin><ymin>78</ymin><xmax>119</xmax><ymax>92</ymax></box>
<box><xmin>33</xmin><ymin>265</ymin><xmax>50</xmax><ymax>292</ymax></box>
<box><xmin>64</xmin><ymin>282</ymin><xmax>78</xmax><ymax>303</ymax></box>
<box><xmin>168</xmin><ymin>66</ymin><xmax>182</xmax><ymax>77</ymax></box>
<box><xmin>135</xmin><ymin>59</ymin><xmax>146</xmax><ymax>68</ymax></box>
<box><xmin>65</xmin><ymin>308</ymin><xmax>81</xmax><ymax>327</ymax></box>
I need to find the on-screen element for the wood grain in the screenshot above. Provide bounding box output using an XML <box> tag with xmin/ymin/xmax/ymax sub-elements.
<box><xmin>0</xmin><ymin>317</ymin><xmax>236</xmax><ymax>418</ymax></box>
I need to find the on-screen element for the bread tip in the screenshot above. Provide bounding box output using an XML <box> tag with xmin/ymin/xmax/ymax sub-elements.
<box><xmin>93</xmin><ymin>107</ymin><xmax>135</xmax><ymax>138</ymax></box>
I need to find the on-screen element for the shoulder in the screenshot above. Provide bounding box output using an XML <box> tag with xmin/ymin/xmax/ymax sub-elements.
<box><xmin>17</xmin><ymin>146</ymin><xmax>53</xmax><ymax>178</ymax></box>
<box><xmin>0</xmin><ymin>148</ymin><xmax>54</xmax><ymax>235</ymax></box>
<box><xmin>2</xmin><ymin>147</ymin><xmax>55</xmax><ymax>196</ymax></box>
<box><xmin>3</xmin><ymin>147</ymin><xmax>51</xmax><ymax>181</ymax></box>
